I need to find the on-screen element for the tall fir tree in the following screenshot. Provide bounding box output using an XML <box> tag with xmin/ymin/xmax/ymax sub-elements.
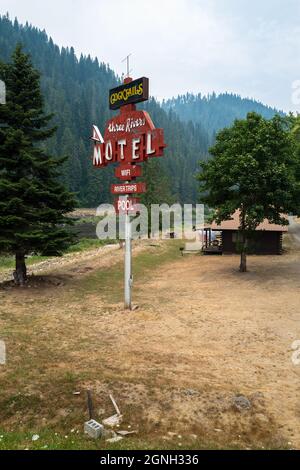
<box><xmin>0</xmin><ymin>45</ymin><xmax>76</xmax><ymax>285</ymax></box>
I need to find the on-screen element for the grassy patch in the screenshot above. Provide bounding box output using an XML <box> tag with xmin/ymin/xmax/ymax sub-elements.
<box><xmin>0</xmin><ymin>255</ymin><xmax>50</xmax><ymax>272</ymax></box>
<box><xmin>72</xmin><ymin>216</ymin><xmax>104</xmax><ymax>225</ymax></box>
<box><xmin>0</xmin><ymin>428</ymin><xmax>245</xmax><ymax>450</ymax></box>
<box><xmin>74</xmin><ymin>240</ymin><xmax>182</xmax><ymax>303</ymax></box>
<box><xmin>0</xmin><ymin>394</ymin><xmax>43</xmax><ymax>420</ymax></box>
<box><xmin>65</xmin><ymin>238</ymin><xmax>117</xmax><ymax>253</ymax></box>
<box><xmin>0</xmin><ymin>428</ymin><xmax>287</xmax><ymax>450</ymax></box>
<box><xmin>0</xmin><ymin>239</ymin><xmax>117</xmax><ymax>272</ymax></box>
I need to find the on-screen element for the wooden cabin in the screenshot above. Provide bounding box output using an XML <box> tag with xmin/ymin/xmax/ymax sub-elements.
<box><xmin>210</xmin><ymin>210</ymin><xmax>288</xmax><ymax>255</ymax></box>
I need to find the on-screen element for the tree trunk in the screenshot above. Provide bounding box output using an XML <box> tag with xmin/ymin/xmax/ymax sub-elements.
<box><xmin>239</xmin><ymin>209</ymin><xmax>247</xmax><ymax>273</ymax></box>
<box><xmin>240</xmin><ymin>250</ymin><xmax>247</xmax><ymax>272</ymax></box>
<box><xmin>14</xmin><ymin>251</ymin><xmax>27</xmax><ymax>286</ymax></box>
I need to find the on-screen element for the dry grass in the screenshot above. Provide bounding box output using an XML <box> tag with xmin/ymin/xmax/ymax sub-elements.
<box><xmin>0</xmin><ymin>238</ymin><xmax>299</xmax><ymax>449</ymax></box>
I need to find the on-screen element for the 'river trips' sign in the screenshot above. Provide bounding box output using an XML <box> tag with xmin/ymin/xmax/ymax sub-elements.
<box><xmin>109</xmin><ymin>77</ymin><xmax>149</xmax><ymax>110</ymax></box>
<box><xmin>111</xmin><ymin>182</ymin><xmax>146</xmax><ymax>195</ymax></box>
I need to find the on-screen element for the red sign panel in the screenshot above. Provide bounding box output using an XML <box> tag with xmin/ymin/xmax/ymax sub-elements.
<box><xmin>114</xmin><ymin>197</ymin><xmax>140</xmax><ymax>214</ymax></box>
<box><xmin>111</xmin><ymin>182</ymin><xmax>146</xmax><ymax>195</ymax></box>
<box><xmin>104</xmin><ymin>109</ymin><xmax>155</xmax><ymax>140</ymax></box>
<box><xmin>115</xmin><ymin>164</ymin><xmax>142</xmax><ymax>181</ymax></box>
<box><xmin>93</xmin><ymin>128</ymin><xmax>165</xmax><ymax>168</ymax></box>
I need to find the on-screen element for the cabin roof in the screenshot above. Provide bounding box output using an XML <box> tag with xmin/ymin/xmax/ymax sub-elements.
<box><xmin>210</xmin><ymin>210</ymin><xmax>289</xmax><ymax>232</ymax></box>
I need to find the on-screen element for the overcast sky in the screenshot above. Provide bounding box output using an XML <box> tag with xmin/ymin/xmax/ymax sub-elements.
<box><xmin>1</xmin><ymin>0</ymin><xmax>300</xmax><ymax>112</ymax></box>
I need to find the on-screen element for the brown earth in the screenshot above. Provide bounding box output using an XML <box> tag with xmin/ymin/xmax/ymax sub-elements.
<box><xmin>0</xmin><ymin>242</ymin><xmax>124</xmax><ymax>284</ymax></box>
<box><xmin>0</xmin><ymin>236</ymin><xmax>300</xmax><ymax>449</ymax></box>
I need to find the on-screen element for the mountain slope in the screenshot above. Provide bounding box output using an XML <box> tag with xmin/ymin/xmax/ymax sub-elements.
<box><xmin>0</xmin><ymin>14</ymin><xmax>209</xmax><ymax>205</ymax></box>
<box><xmin>162</xmin><ymin>93</ymin><xmax>282</xmax><ymax>138</ymax></box>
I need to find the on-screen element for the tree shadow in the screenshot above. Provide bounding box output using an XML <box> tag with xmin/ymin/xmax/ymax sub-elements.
<box><xmin>0</xmin><ymin>274</ymin><xmax>71</xmax><ymax>291</ymax></box>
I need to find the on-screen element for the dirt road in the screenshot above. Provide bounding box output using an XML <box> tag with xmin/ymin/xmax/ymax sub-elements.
<box><xmin>0</xmin><ymin>239</ymin><xmax>300</xmax><ymax>449</ymax></box>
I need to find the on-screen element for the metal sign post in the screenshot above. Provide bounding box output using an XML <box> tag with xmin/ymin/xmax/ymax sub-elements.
<box><xmin>124</xmin><ymin>196</ymin><xmax>132</xmax><ymax>310</ymax></box>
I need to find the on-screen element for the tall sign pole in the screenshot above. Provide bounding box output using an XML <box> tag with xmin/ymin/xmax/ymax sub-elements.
<box><xmin>91</xmin><ymin>76</ymin><xmax>166</xmax><ymax>310</ymax></box>
<box><xmin>124</xmin><ymin>204</ymin><xmax>132</xmax><ymax>309</ymax></box>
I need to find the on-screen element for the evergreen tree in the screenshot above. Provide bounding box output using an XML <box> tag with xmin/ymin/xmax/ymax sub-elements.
<box><xmin>0</xmin><ymin>45</ymin><xmax>76</xmax><ymax>285</ymax></box>
<box><xmin>141</xmin><ymin>159</ymin><xmax>174</xmax><ymax>208</ymax></box>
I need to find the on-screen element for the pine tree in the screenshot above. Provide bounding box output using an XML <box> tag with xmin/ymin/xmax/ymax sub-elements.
<box><xmin>141</xmin><ymin>159</ymin><xmax>174</xmax><ymax>208</ymax></box>
<box><xmin>140</xmin><ymin>159</ymin><xmax>175</xmax><ymax>236</ymax></box>
<box><xmin>0</xmin><ymin>45</ymin><xmax>76</xmax><ymax>285</ymax></box>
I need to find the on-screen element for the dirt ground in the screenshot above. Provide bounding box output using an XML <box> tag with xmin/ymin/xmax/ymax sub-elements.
<box><xmin>0</xmin><ymin>236</ymin><xmax>300</xmax><ymax>449</ymax></box>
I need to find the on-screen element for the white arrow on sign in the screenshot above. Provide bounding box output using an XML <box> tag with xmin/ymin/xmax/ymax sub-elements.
<box><xmin>92</xmin><ymin>125</ymin><xmax>105</xmax><ymax>166</ymax></box>
<box><xmin>91</xmin><ymin>125</ymin><xmax>104</xmax><ymax>143</ymax></box>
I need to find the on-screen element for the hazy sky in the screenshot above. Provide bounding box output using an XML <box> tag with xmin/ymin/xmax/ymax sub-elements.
<box><xmin>1</xmin><ymin>0</ymin><xmax>300</xmax><ymax>112</ymax></box>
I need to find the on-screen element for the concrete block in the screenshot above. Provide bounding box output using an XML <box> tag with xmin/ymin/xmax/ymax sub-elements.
<box><xmin>84</xmin><ymin>419</ymin><xmax>104</xmax><ymax>439</ymax></box>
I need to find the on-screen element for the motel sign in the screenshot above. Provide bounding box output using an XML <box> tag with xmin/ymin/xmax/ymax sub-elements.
<box><xmin>91</xmin><ymin>76</ymin><xmax>167</xmax><ymax>309</ymax></box>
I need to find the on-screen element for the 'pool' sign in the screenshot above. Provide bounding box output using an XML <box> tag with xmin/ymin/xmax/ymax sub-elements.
<box><xmin>114</xmin><ymin>197</ymin><xmax>140</xmax><ymax>214</ymax></box>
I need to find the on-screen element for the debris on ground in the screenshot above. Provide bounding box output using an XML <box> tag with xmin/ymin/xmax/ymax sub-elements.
<box><xmin>106</xmin><ymin>435</ymin><xmax>124</xmax><ymax>443</ymax></box>
<box><xmin>102</xmin><ymin>394</ymin><xmax>123</xmax><ymax>427</ymax></box>
<box><xmin>102</xmin><ymin>414</ymin><xmax>123</xmax><ymax>427</ymax></box>
<box><xmin>232</xmin><ymin>395</ymin><xmax>252</xmax><ymax>412</ymax></box>
<box><xmin>83</xmin><ymin>392</ymin><xmax>137</xmax><ymax>440</ymax></box>
<box><xmin>109</xmin><ymin>394</ymin><xmax>121</xmax><ymax>416</ymax></box>
<box><xmin>183</xmin><ymin>389</ymin><xmax>199</xmax><ymax>397</ymax></box>
<box><xmin>116</xmin><ymin>430</ymin><xmax>137</xmax><ymax>436</ymax></box>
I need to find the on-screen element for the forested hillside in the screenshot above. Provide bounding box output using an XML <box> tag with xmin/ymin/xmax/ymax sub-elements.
<box><xmin>163</xmin><ymin>93</ymin><xmax>281</xmax><ymax>138</ymax></box>
<box><xmin>0</xmin><ymin>15</ymin><xmax>208</xmax><ymax>205</ymax></box>
<box><xmin>0</xmin><ymin>14</ymin><xmax>280</xmax><ymax>206</ymax></box>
